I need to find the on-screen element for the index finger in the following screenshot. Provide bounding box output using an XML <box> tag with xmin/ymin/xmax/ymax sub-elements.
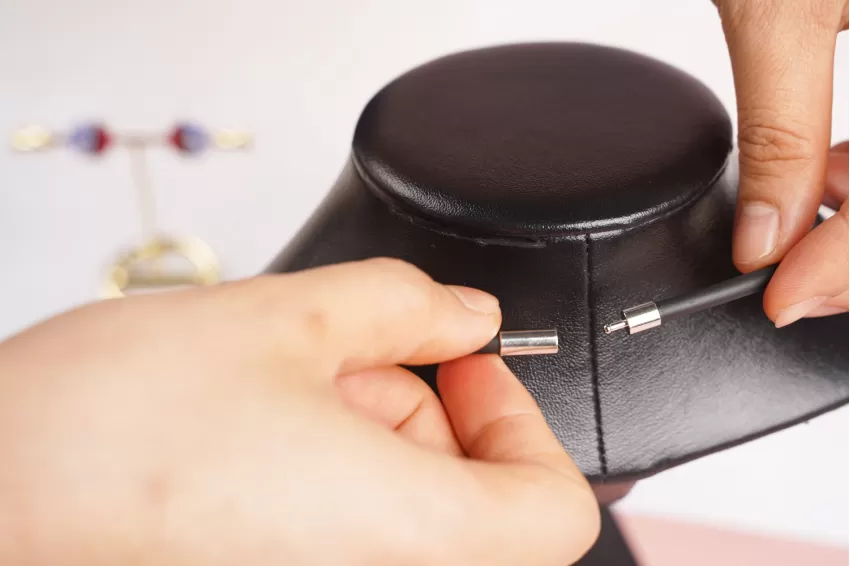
<box><xmin>716</xmin><ymin>0</ymin><xmax>846</xmax><ymax>270</ymax></box>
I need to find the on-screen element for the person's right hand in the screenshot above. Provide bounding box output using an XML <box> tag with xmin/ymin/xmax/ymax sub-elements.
<box><xmin>714</xmin><ymin>0</ymin><xmax>848</xmax><ymax>326</ymax></box>
<box><xmin>0</xmin><ymin>258</ymin><xmax>599</xmax><ymax>566</ymax></box>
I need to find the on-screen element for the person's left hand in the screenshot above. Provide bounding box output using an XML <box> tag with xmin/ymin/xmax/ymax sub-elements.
<box><xmin>762</xmin><ymin>141</ymin><xmax>849</xmax><ymax>325</ymax></box>
<box><xmin>0</xmin><ymin>258</ymin><xmax>600</xmax><ymax>566</ymax></box>
<box><xmin>713</xmin><ymin>0</ymin><xmax>848</xmax><ymax>325</ymax></box>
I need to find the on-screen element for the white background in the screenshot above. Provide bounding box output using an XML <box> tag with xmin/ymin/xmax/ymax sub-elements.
<box><xmin>1</xmin><ymin>0</ymin><xmax>847</xmax><ymax>547</ymax></box>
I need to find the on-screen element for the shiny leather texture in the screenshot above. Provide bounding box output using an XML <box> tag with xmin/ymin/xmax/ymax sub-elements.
<box><xmin>266</xmin><ymin>43</ymin><xmax>848</xmax><ymax>481</ymax></box>
<box><xmin>353</xmin><ymin>43</ymin><xmax>733</xmax><ymax>240</ymax></box>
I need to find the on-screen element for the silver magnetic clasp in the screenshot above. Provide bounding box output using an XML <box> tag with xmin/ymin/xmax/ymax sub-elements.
<box><xmin>603</xmin><ymin>302</ymin><xmax>661</xmax><ymax>335</ymax></box>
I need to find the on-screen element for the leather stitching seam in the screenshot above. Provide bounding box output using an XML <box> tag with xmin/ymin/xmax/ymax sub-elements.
<box><xmin>585</xmin><ymin>233</ymin><xmax>608</xmax><ymax>478</ymax></box>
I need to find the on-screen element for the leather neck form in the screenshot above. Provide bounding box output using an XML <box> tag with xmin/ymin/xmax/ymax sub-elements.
<box><xmin>268</xmin><ymin>43</ymin><xmax>849</xmax><ymax>481</ymax></box>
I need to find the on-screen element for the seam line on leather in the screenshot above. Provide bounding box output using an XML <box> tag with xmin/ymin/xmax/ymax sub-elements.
<box><xmin>585</xmin><ymin>234</ymin><xmax>608</xmax><ymax>477</ymax></box>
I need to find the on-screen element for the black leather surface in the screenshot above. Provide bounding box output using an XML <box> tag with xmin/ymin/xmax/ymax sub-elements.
<box><xmin>354</xmin><ymin>43</ymin><xmax>733</xmax><ymax>239</ymax></box>
<box><xmin>271</xmin><ymin>162</ymin><xmax>602</xmax><ymax>476</ymax></box>
<box><xmin>589</xmin><ymin>168</ymin><xmax>849</xmax><ymax>479</ymax></box>
<box><xmin>266</xmin><ymin>43</ymin><xmax>849</xmax><ymax>481</ymax></box>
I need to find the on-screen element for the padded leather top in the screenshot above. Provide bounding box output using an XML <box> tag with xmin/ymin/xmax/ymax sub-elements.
<box><xmin>353</xmin><ymin>43</ymin><xmax>733</xmax><ymax>239</ymax></box>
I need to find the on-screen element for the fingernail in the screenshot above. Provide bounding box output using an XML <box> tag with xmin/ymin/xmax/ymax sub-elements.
<box><xmin>805</xmin><ymin>305</ymin><xmax>846</xmax><ymax>318</ymax></box>
<box><xmin>447</xmin><ymin>286</ymin><xmax>500</xmax><ymax>315</ymax></box>
<box><xmin>735</xmin><ymin>202</ymin><xmax>780</xmax><ymax>264</ymax></box>
<box><xmin>775</xmin><ymin>296</ymin><xmax>828</xmax><ymax>328</ymax></box>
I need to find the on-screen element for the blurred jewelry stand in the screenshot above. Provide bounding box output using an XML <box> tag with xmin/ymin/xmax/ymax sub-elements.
<box><xmin>11</xmin><ymin>123</ymin><xmax>252</xmax><ymax>298</ymax></box>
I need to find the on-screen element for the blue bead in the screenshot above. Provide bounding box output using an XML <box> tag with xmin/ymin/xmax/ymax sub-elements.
<box><xmin>173</xmin><ymin>123</ymin><xmax>209</xmax><ymax>154</ymax></box>
<box><xmin>68</xmin><ymin>123</ymin><xmax>109</xmax><ymax>154</ymax></box>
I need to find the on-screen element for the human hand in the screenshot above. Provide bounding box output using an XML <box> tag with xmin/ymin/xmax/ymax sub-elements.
<box><xmin>714</xmin><ymin>0</ymin><xmax>849</xmax><ymax>326</ymax></box>
<box><xmin>0</xmin><ymin>258</ymin><xmax>599</xmax><ymax>566</ymax></box>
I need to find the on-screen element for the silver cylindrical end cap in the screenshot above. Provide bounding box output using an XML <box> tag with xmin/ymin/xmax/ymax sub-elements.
<box><xmin>621</xmin><ymin>302</ymin><xmax>661</xmax><ymax>334</ymax></box>
<box><xmin>499</xmin><ymin>329</ymin><xmax>559</xmax><ymax>356</ymax></box>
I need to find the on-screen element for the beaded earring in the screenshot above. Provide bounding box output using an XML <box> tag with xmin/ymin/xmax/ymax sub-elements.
<box><xmin>11</xmin><ymin>121</ymin><xmax>252</xmax><ymax>297</ymax></box>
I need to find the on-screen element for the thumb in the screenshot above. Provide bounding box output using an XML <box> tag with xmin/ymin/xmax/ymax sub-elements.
<box><xmin>227</xmin><ymin>257</ymin><xmax>501</xmax><ymax>377</ymax></box>
<box><xmin>437</xmin><ymin>355</ymin><xmax>599</xmax><ymax>566</ymax></box>
<box><xmin>716</xmin><ymin>0</ymin><xmax>845</xmax><ymax>270</ymax></box>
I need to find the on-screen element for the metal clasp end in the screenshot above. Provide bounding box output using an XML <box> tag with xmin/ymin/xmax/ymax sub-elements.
<box><xmin>603</xmin><ymin>302</ymin><xmax>661</xmax><ymax>335</ymax></box>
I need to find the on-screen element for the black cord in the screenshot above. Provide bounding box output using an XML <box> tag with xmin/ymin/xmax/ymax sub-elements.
<box><xmin>475</xmin><ymin>336</ymin><xmax>502</xmax><ymax>354</ymax></box>
<box><xmin>657</xmin><ymin>265</ymin><xmax>777</xmax><ymax>322</ymax></box>
<box><xmin>604</xmin><ymin>265</ymin><xmax>778</xmax><ymax>335</ymax></box>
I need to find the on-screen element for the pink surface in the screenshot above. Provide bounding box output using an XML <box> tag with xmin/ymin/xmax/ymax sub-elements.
<box><xmin>614</xmin><ymin>513</ymin><xmax>849</xmax><ymax>566</ymax></box>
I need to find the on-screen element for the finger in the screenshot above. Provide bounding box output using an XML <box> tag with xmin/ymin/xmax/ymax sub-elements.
<box><xmin>436</xmin><ymin>355</ymin><xmax>599</xmax><ymax>565</ymax></box>
<box><xmin>765</xmin><ymin>200</ymin><xmax>848</xmax><ymax>327</ymax></box>
<box><xmin>716</xmin><ymin>0</ymin><xmax>844</xmax><ymax>270</ymax></box>
<box><xmin>438</xmin><ymin>356</ymin><xmax>579</xmax><ymax>472</ymax></box>
<box><xmin>591</xmin><ymin>481</ymin><xmax>637</xmax><ymax>506</ymax></box>
<box><xmin>228</xmin><ymin>257</ymin><xmax>500</xmax><ymax>376</ymax></box>
<box><xmin>336</xmin><ymin>366</ymin><xmax>463</xmax><ymax>456</ymax></box>
<box><xmin>823</xmin><ymin>142</ymin><xmax>849</xmax><ymax>209</ymax></box>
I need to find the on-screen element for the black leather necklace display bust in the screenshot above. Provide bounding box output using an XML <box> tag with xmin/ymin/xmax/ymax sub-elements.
<box><xmin>267</xmin><ymin>43</ymin><xmax>848</xmax><ymax>482</ymax></box>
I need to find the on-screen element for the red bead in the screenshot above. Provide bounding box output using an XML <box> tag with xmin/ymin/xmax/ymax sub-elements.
<box><xmin>169</xmin><ymin>127</ymin><xmax>184</xmax><ymax>151</ymax></box>
<box><xmin>169</xmin><ymin>123</ymin><xmax>209</xmax><ymax>154</ymax></box>
<box><xmin>93</xmin><ymin>126</ymin><xmax>110</xmax><ymax>153</ymax></box>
